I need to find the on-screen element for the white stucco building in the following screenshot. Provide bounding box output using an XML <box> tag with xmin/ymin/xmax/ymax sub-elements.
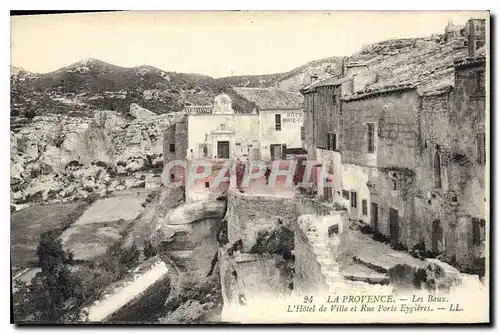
<box><xmin>162</xmin><ymin>88</ymin><xmax>304</xmax><ymax>202</ymax></box>
<box><xmin>164</xmin><ymin>88</ymin><xmax>304</xmax><ymax>163</ymax></box>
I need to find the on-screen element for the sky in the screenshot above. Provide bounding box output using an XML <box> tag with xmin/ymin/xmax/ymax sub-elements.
<box><xmin>10</xmin><ymin>11</ymin><xmax>487</xmax><ymax>78</ymax></box>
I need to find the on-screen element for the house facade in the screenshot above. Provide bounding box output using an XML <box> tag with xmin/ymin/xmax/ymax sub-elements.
<box><xmin>299</xmin><ymin>18</ymin><xmax>487</xmax><ymax>270</ymax></box>
<box><xmin>163</xmin><ymin>88</ymin><xmax>304</xmax><ymax>202</ymax></box>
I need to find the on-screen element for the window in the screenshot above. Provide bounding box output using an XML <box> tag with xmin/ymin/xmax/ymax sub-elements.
<box><xmin>275</xmin><ymin>114</ymin><xmax>282</xmax><ymax>131</ymax></box>
<box><xmin>362</xmin><ymin>200</ymin><xmax>368</xmax><ymax>216</ymax></box>
<box><xmin>170</xmin><ymin>173</ymin><xmax>175</xmax><ymax>181</ymax></box>
<box><xmin>367</xmin><ymin>123</ymin><xmax>375</xmax><ymax>153</ymax></box>
<box><xmin>332</xmin><ymin>94</ymin><xmax>337</xmax><ymax>105</ymax></box>
<box><xmin>169</xmin><ymin>143</ymin><xmax>175</xmax><ymax>152</ymax></box>
<box><xmin>327</xmin><ymin>133</ymin><xmax>337</xmax><ymax>151</ymax></box>
<box><xmin>328</xmin><ymin>225</ymin><xmax>339</xmax><ymax>237</ymax></box>
<box><xmin>205</xmin><ymin>182</ymin><xmax>210</xmax><ymax>188</ymax></box>
<box><xmin>300</xmin><ymin>126</ymin><xmax>305</xmax><ymax>140</ymax></box>
<box><xmin>350</xmin><ymin>191</ymin><xmax>357</xmax><ymax>208</ymax></box>
<box><xmin>477</xmin><ymin>133</ymin><xmax>486</xmax><ymax>165</ymax></box>
<box><xmin>434</xmin><ymin>151</ymin><xmax>442</xmax><ymax>188</ymax></box>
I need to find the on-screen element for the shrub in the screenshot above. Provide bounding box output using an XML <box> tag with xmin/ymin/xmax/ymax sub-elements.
<box><xmin>333</xmin><ymin>202</ymin><xmax>348</xmax><ymax>211</ymax></box>
<box><xmin>388</xmin><ymin>264</ymin><xmax>415</xmax><ymax>288</ymax></box>
<box><xmin>373</xmin><ymin>231</ymin><xmax>390</xmax><ymax>244</ymax></box>
<box><xmin>392</xmin><ymin>242</ymin><xmax>408</xmax><ymax>252</ymax></box>
<box><xmin>413</xmin><ymin>268</ymin><xmax>428</xmax><ymax>289</ymax></box>
<box><xmin>249</xmin><ymin>226</ymin><xmax>294</xmax><ymax>260</ymax></box>
<box><xmin>410</xmin><ymin>240</ymin><xmax>438</xmax><ymax>259</ymax></box>
<box><xmin>119</xmin><ymin>242</ymin><xmax>140</xmax><ymax>269</ymax></box>
<box><xmin>216</xmin><ymin>220</ymin><xmax>229</xmax><ymax>246</ymax></box>
<box><xmin>360</xmin><ymin>224</ymin><xmax>373</xmax><ymax>235</ymax></box>
<box><xmin>143</xmin><ymin>240</ymin><xmax>157</xmax><ymax>259</ymax></box>
<box><xmin>227</xmin><ymin>240</ymin><xmax>242</xmax><ymax>256</ymax></box>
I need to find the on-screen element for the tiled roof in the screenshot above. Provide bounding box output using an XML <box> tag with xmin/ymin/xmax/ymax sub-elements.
<box><xmin>453</xmin><ymin>53</ymin><xmax>486</xmax><ymax>69</ymax></box>
<box><xmin>184</xmin><ymin>105</ymin><xmax>213</xmax><ymax>114</ymax></box>
<box><xmin>344</xmin><ymin>43</ymin><xmax>469</xmax><ymax>101</ymax></box>
<box><xmin>300</xmin><ymin>76</ymin><xmax>350</xmax><ymax>93</ymax></box>
<box><xmin>233</xmin><ymin>87</ymin><xmax>303</xmax><ymax>110</ymax></box>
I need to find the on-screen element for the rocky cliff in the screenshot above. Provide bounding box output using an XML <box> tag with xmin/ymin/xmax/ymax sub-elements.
<box><xmin>10</xmin><ymin>108</ymin><xmax>172</xmax><ymax>207</ymax></box>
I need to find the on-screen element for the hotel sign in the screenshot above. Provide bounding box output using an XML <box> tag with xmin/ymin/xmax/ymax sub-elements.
<box><xmin>282</xmin><ymin>112</ymin><xmax>303</xmax><ymax>124</ymax></box>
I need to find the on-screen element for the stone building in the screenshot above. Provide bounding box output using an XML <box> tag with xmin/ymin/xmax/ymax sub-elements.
<box><xmin>299</xmin><ymin>18</ymin><xmax>487</xmax><ymax>269</ymax></box>
<box><xmin>163</xmin><ymin>88</ymin><xmax>304</xmax><ymax>202</ymax></box>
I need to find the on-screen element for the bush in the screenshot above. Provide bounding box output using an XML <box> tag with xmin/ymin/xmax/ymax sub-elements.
<box><xmin>388</xmin><ymin>264</ymin><xmax>415</xmax><ymax>288</ymax></box>
<box><xmin>360</xmin><ymin>224</ymin><xmax>373</xmax><ymax>235</ymax></box>
<box><xmin>333</xmin><ymin>202</ymin><xmax>348</xmax><ymax>211</ymax></box>
<box><xmin>119</xmin><ymin>242</ymin><xmax>140</xmax><ymax>269</ymax></box>
<box><xmin>413</xmin><ymin>268</ymin><xmax>428</xmax><ymax>289</ymax></box>
<box><xmin>249</xmin><ymin>226</ymin><xmax>294</xmax><ymax>259</ymax></box>
<box><xmin>143</xmin><ymin>240</ymin><xmax>157</xmax><ymax>259</ymax></box>
<box><xmin>216</xmin><ymin>220</ymin><xmax>229</xmax><ymax>246</ymax></box>
<box><xmin>373</xmin><ymin>231</ymin><xmax>390</xmax><ymax>244</ymax></box>
<box><xmin>410</xmin><ymin>240</ymin><xmax>438</xmax><ymax>259</ymax></box>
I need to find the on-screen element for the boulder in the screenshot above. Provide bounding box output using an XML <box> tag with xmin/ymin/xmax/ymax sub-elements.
<box><xmin>151</xmin><ymin>200</ymin><xmax>226</xmax><ymax>298</ymax></box>
<box><xmin>129</xmin><ymin>103</ymin><xmax>156</xmax><ymax>119</ymax></box>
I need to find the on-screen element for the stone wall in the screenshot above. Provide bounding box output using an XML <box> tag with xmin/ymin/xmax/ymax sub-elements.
<box><xmin>294</xmin><ymin>212</ymin><xmax>347</xmax><ymax>294</ymax></box>
<box><xmin>175</xmin><ymin>117</ymin><xmax>189</xmax><ymax>160</ymax></box>
<box><xmin>312</xmin><ymin>86</ymin><xmax>342</xmax><ymax>151</ymax></box>
<box><xmin>302</xmin><ymin>93</ymin><xmax>316</xmax><ymax>159</ymax></box>
<box><xmin>226</xmin><ymin>189</ymin><xmax>298</xmax><ymax>252</ymax></box>
<box><xmin>163</xmin><ymin>124</ymin><xmax>176</xmax><ymax>165</ymax></box>
<box><xmin>342</xmin><ymin>90</ymin><xmax>419</xmax><ymax>169</ymax></box>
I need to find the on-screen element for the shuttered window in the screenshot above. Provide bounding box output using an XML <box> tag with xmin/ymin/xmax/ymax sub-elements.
<box><xmin>350</xmin><ymin>191</ymin><xmax>357</xmax><ymax>208</ymax></box>
<box><xmin>327</xmin><ymin>133</ymin><xmax>337</xmax><ymax>151</ymax></box>
<box><xmin>367</xmin><ymin>123</ymin><xmax>375</xmax><ymax>153</ymax></box>
<box><xmin>275</xmin><ymin>114</ymin><xmax>282</xmax><ymax>131</ymax></box>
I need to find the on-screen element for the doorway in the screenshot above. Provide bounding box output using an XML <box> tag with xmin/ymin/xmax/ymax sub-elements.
<box><xmin>371</xmin><ymin>203</ymin><xmax>378</xmax><ymax>232</ymax></box>
<box><xmin>270</xmin><ymin>144</ymin><xmax>282</xmax><ymax>161</ymax></box>
<box><xmin>389</xmin><ymin>208</ymin><xmax>399</xmax><ymax>245</ymax></box>
<box><xmin>217</xmin><ymin>141</ymin><xmax>230</xmax><ymax>158</ymax></box>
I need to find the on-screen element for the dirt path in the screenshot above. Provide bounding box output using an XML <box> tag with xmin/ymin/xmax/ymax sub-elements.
<box><xmin>87</xmin><ymin>262</ymin><xmax>168</xmax><ymax>322</ymax></box>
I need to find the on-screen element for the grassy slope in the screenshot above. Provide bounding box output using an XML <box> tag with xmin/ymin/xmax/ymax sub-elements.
<box><xmin>10</xmin><ymin>202</ymin><xmax>84</xmax><ymax>266</ymax></box>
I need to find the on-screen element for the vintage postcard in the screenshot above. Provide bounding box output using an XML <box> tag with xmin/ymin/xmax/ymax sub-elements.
<box><xmin>10</xmin><ymin>10</ymin><xmax>490</xmax><ymax>324</ymax></box>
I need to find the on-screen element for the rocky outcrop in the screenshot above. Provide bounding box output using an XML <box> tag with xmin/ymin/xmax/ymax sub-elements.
<box><xmin>150</xmin><ymin>200</ymin><xmax>226</xmax><ymax>300</ymax></box>
<box><xmin>129</xmin><ymin>103</ymin><xmax>157</xmax><ymax>119</ymax></box>
<box><xmin>10</xmin><ymin>113</ymin><xmax>173</xmax><ymax>206</ymax></box>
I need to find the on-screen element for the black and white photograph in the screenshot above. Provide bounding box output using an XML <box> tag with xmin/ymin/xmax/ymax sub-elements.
<box><xmin>9</xmin><ymin>10</ymin><xmax>490</xmax><ymax>324</ymax></box>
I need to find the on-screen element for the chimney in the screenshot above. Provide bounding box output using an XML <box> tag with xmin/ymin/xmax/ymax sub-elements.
<box><xmin>468</xmin><ymin>19</ymin><xmax>476</xmax><ymax>57</ymax></box>
<box><xmin>345</xmin><ymin>61</ymin><xmax>368</xmax><ymax>77</ymax></box>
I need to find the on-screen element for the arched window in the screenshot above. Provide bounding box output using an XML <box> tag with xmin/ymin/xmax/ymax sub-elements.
<box><xmin>434</xmin><ymin>151</ymin><xmax>442</xmax><ymax>188</ymax></box>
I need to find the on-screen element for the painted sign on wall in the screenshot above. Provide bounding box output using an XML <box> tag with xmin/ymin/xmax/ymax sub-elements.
<box><xmin>282</xmin><ymin>112</ymin><xmax>303</xmax><ymax>124</ymax></box>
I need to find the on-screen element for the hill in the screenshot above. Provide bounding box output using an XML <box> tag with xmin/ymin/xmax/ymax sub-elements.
<box><xmin>11</xmin><ymin>58</ymin><xmax>226</xmax><ymax>117</ymax></box>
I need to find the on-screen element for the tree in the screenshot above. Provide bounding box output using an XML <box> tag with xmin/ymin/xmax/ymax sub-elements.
<box><xmin>13</xmin><ymin>231</ymin><xmax>85</xmax><ymax>323</ymax></box>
